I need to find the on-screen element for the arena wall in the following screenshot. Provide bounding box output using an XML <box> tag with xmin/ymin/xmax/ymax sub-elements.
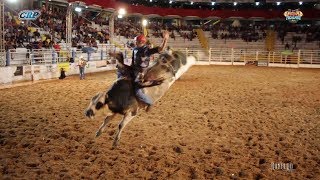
<box><xmin>1</xmin><ymin>47</ymin><xmax>319</xmax><ymax>85</ymax></box>
<box><xmin>0</xmin><ymin>62</ymin><xmax>116</xmax><ymax>84</ymax></box>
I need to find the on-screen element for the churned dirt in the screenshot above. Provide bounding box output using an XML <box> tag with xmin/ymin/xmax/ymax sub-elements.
<box><xmin>0</xmin><ymin>66</ymin><xmax>319</xmax><ymax>179</ymax></box>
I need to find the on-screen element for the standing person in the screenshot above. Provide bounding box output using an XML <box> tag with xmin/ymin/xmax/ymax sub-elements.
<box><xmin>78</xmin><ymin>56</ymin><xmax>87</xmax><ymax>80</ymax></box>
<box><xmin>132</xmin><ymin>30</ymin><xmax>169</xmax><ymax>111</ymax></box>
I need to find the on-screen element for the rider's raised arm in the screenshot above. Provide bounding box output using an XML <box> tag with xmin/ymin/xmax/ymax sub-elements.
<box><xmin>145</xmin><ymin>30</ymin><xmax>169</xmax><ymax>57</ymax></box>
<box><xmin>158</xmin><ymin>30</ymin><xmax>170</xmax><ymax>52</ymax></box>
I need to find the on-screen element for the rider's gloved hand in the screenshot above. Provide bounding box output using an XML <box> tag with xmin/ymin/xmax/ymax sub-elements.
<box><xmin>135</xmin><ymin>72</ymin><xmax>144</xmax><ymax>82</ymax></box>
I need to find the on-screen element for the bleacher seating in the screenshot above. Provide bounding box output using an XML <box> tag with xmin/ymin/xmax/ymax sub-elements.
<box><xmin>2</xmin><ymin>2</ymin><xmax>319</xmax><ymax>53</ymax></box>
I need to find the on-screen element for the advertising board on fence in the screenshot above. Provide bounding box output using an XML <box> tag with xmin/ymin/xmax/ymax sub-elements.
<box><xmin>58</xmin><ymin>62</ymin><xmax>70</xmax><ymax>71</ymax></box>
<box><xmin>14</xmin><ymin>66</ymin><xmax>23</xmax><ymax>76</ymax></box>
<box><xmin>96</xmin><ymin>60</ymin><xmax>107</xmax><ymax>68</ymax></box>
<box><xmin>257</xmin><ymin>61</ymin><xmax>268</xmax><ymax>67</ymax></box>
<box><xmin>24</xmin><ymin>65</ymin><xmax>40</xmax><ymax>74</ymax></box>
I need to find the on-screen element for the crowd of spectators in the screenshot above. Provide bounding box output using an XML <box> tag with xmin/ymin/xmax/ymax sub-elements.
<box><xmin>4</xmin><ymin>5</ymin><xmax>111</xmax><ymax>52</ymax></box>
<box><xmin>114</xmin><ymin>20</ymin><xmax>140</xmax><ymax>39</ymax></box>
<box><xmin>203</xmin><ymin>21</ymin><xmax>266</xmax><ymax>42</ymax></box>
<box><xmin>3</xmin><ymin>3</ymin><xmax>320</xmax><ymax>51</ymax></box>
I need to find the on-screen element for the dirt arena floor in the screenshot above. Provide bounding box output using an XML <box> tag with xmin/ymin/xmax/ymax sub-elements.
<box><xmin>0</xmin><ymin>65</ymin><xmax>319</xmax><ymax>179</ymax></box>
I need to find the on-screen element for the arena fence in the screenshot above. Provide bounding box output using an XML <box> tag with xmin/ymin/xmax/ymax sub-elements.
<box><xmin>173</xmin><ymin>48</ymin><xmax>320</xmax><ymax>67</ymax></box>
<box><xmin>0</xmin><ymin>46</ymin><xmax>319</xmax><ymax>84</ymax></box>
<box><xmin>6</xmin><ymin>44</ymin><xmax>119</xmax><ymax>66</ymax></box>
<box><xmin>3</xmin><ymin>46</ymin><xmax>320</xmax><ymax>68</ymax></box>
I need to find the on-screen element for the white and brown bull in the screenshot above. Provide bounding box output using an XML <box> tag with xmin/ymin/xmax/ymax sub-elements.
<box><xmin>85</xmin><ymin>51</ymin><xmax>196</xmax><ymax>147</ymax></box>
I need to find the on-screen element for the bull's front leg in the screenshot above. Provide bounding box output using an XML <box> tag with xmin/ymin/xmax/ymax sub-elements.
<box><xmin>96</xmin><ymin>113</ymin><xmax>116</xmax><ymax>137</ymax></box>
<box><xmin>113</xmin><ymin>111</ymin><xmax>136</xmax><ymax>147</ymax></box>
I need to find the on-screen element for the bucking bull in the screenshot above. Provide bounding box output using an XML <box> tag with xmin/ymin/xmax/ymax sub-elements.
<box><xmin>85</xmin><ymin>51</ymin><xmax>196</xmax><ymax>147</ymax></box>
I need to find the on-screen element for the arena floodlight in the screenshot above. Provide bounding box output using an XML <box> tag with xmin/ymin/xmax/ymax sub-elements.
<box><xmin>276</xmin><ymin>2</ymin><xmax>281</xmax><ymax>6</ymax></box>
<box><xmin>7</xmin><ymin>0</ymin><xmax>18</xmax><ymax>3</ymax></box>
<box><xmin>142</xmin><ymin>19</ymin><xmax>148</xmax><ymax>27</ymax></box>
<box><xmin>212</xmin><ymin>2</ymin><xmax>215</xmax><ymax>6</ymax></box>
<box><xmin>169</xmin><ymin>0</ymin><xmax>173</xmax><ymax>4</ymax></box>
<box><xmin>118</xmin><ymin>8</ymin><xmax>126</xmax><ymax>15</ymax></box>
<box><xmin>299</xmin><ymin>1</ymin><xmax>303</xmax><ymax>5</ymax></box>
<box><xmin>190</xmin><ymin>1</ymin><xmax>194</xmax><ymax>5</ymax></box>
<box><xmin>150</xmin><ymin>0</ymin><xmax>152</xmax><ymax>2</ymax></box>
<box><xmin>233</xmin><ymin>2</ymin><xmax>237</xmax><ymax>6</ymax></box>
<box><xmin>255</xmin><ymin>2</ymin><xmax>259</xmax><ymax>6</ymax></box>
<box><xmin>75</xmin><ymin>7</ymin><xmax>82</xmax><ymax>12</ymax></box>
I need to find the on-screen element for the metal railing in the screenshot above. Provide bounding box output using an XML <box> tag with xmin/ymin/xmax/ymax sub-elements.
<box><xmin>175</xmin><ymin>48</ymin><xmax>320</xmax><ymax>65</ymax></box>
<box><xmin>3</xmin><ymin>46</ymin><xmax>320</xmax><ymax>67</ymax></box>
<box><xmin>6</xmin><ymin>44</ymin><xmax>119</xmax><ymax>66</ymax></box>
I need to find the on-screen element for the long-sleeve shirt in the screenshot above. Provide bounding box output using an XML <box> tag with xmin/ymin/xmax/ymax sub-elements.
<box><xmin>132</xmin><ymin>45</ymin><xmax>159</xmax><ymax>73</ymax></box>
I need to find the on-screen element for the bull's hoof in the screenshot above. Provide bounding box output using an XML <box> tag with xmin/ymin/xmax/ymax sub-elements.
<box><xmin>95</xmin><ymin>131</ymin><xmax>102</xmax><ymax>137</ymax></box>
<box><xmin>85</xmin><ymin>109</ymin><xmax>94</xmax><ymax>118</ymax></box>
<box><xmin>146</xmin><ymin>105</ymin><xmax>152</xmax><ymax>112</ymax></box>
<box><xmin>112</xmin><ymin>140</ymin><xmax>119</xmax><ymax>148</ymax></box>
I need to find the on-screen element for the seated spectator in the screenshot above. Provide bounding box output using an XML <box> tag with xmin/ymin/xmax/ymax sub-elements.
<box><xmin>59</xmin><ymin>68</ymin><xmax>66</xmax><ymax>79</ymax></box>
<box><xmin>53</xmin><ymin>41</ymin><xmax>61</xmax><ymax>52</ymax></box>
<box><xmin>33</xmin><ymin>29</ymin><xmax>40</xmax><ymax>40</ymax></box>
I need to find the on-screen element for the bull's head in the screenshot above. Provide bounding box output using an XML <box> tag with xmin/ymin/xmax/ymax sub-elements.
<box><xmin>85</xmin><ymin>92</ymin><xmax>107</xmax><ymax>119</ymax></box>
<box><xmin>171</xmin><ymin>51</ymin><xmax>196</xmax><ymax>80</ymax></box>
<box><xmin>145</xmin><ymin>51</ymin><xmax>196</xmax><ymax>82</ymax></box>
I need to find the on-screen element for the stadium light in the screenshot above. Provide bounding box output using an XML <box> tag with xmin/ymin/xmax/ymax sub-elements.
<box><xmin>150</xmin><ymin>0</ymin><xmax>152</xmax><ymax>2</ymax></box>
<box><xmin>118</xmin><ymin>8</ymin><xmax>126</xmax><ymax>15</ymax></box>
<box><xmin>276</xmin><ymin>2</ymin><xmax>281</xmax><ymax>6</ymax></box>
<box><xmin>169</xmin><ymin>0</ymin><xmax>173</xmax><ymax>4</ymax></box>
<box><xmin>190</xmin><ymin>1</ymin><xmax>193</xmax><ymax>5</ymax></box>
<box><xmin>7</xmin><ymin>0</ymin><xmax>18</xmax><ymax>3</ymax></box>
<box><xmin>299</xmin><ymin>1</ymin><xmax>303</xmax><ymax>5</ymax></box>
<box><xmin>255</xmin><ymin>2</ymin><xmax>260</xmax><ymax>6</ymax></box>
<box><xmin>75</xmin><ymin>7</ymin><xmax>82</xmax><ymax>12</ymax></box>
<box><xmin>233</xmin><ymin>2</ymin><xmax>237</xmax><ymax>6</ymax></box>
<box><xmin>211</xmin><ymin>2</ymin><xmax>215</xmax><ymax>6</ymax></box>
<box><xmin>142</xmin><ymin>19</ymin><xmax>148</xmax><ymax>27</ymax></box>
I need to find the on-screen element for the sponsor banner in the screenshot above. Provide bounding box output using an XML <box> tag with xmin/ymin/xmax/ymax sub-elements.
<box><xmin>24</xmin><ymin>65</ymin><xmax>40</xmax><ymax>74</ymax></box>
<box><xmin>284</xmin><ymin>9</ymin><xmax>303</xmax><ymax>23</ymax></box>
<box><xmin>46</xmin><ymin>65</ymin><xmax>58</xmax><ymax>73</ymax></box>
<box><xmin>58</xmin><ymin>62</ymin><xmax>70</xmax><ymax>71</ymax></box>
<box><xmin>14</xmin><ymin>66</ymin><xmax>23</xmax><ymax>76</ymax></box>
<box><xmin>18</xmin><ymin>10</ymin><xmax>41</xmax><ymax>21</ymax></box>
<box><xmin>96</xmin><ymin>60</ymin><xmax>107</xmax><ymax>68</ymax></box>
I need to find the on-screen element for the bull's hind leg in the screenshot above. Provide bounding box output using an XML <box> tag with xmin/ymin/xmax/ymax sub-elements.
<box><xmin>113</xmin><ymin>111</ymin><xmax>136</xmax><ymax>147</ymax></box>
<box><xmin>96</xmin><ymin>113</ymin><xmax>116</xmax><ymax>137</ymax></box>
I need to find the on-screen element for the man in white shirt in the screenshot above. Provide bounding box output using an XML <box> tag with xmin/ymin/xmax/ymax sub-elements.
<box><xmin>78</xmin><ymin>56</ymin><xmax>87</xmax><ymax>80</ymax></box>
